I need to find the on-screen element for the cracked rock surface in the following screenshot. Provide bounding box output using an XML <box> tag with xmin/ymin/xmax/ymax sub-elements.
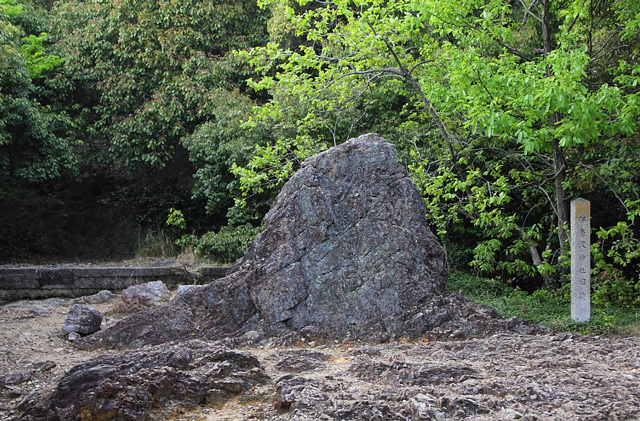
<box><xmin>22</xmin><ymin>341</ymin><xmax>268</xmax><ymax>420</ymax></box>
<box><xmin>2</xmin><ymin>285</ymin><xmax>639</xmax><ymax>420</ymax></box>
<box><xmin>80</xmin><ymin>134</ymin><xmax>497</xmax><ymax>350</ymax></box>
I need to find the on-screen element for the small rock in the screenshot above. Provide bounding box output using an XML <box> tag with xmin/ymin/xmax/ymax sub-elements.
<box><xmin>41</xmin><ymin>298</ymin><xmax>66</xmax><ymax>306</ymax></box>
<box><xmin>274</xmin><ymin>350</ymin><xmax>329</xmax><ymax>373</ymax></box>
<box><xmin>497</xmin><ymin>408</ymin><xmax>524</xmax><ymax>420</ymax></box>
<box><xmin>83</xmin><ymin>290</ymin><xmax>115</xmax><ymax>304</ymax></box>
<box><xmin>29</xmin><ymin>305</ymin><xmax>50</xmax><ymax>316</ymax></box>
<box><xmin>176</xmin><ymin>284</ymin><xmax>201</xmax><ymax>297</ymax></box>
<box><xmin>239</xmin><ymin>330</ymin><xmax>262</xmax><ymax>346</ymax></box>
<box><xmin>5</xmin><ymin>385</ymin><xmax>23</xmax><ymax>399</ymax></box>
<box><xmin>0</xmin><ymin>370</ymin><xmax>32</xmax><ymax>386</ymax></box>
<box><xmin>62</xmin><ymin>304</ymin><xmax>102</xmax><ymax>335</ymax></box>
<box><xmin>15</xmin><ymin>391</ymin><xmax>40</xmax><ymax>412</ymax></box>
<box><xmin>67</xmin><ymin>332</ymin><xmax>80</xmax><ymax>341</ymax></box>
<box><xmin>122</xmin><ymin>281</ymin><xmax>171</xmax><ymax>304</ymax></box>
<box><xmin>32</xmin><ymin>361</ymin><xmax>56</xmax><ymax>372</ymax></box>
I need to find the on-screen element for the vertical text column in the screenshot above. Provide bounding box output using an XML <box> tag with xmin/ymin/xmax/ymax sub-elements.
<box><xmin>571</xmin><ymin>198</ymin><xmax>591</xmax><ymax>322</ymax></box>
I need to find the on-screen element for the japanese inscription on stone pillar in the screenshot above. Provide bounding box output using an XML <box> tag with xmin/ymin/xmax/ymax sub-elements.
<box><xmin>571</xmin><ymin>198</ymin><xmax>590</xmax><ymax>322</ymax></box>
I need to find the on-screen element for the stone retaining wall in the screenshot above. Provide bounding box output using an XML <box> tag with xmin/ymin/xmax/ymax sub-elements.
<box><xmin>0</xmin><ymin>266</ymin><xmax>230</xmax><ymax>301</ymax></box>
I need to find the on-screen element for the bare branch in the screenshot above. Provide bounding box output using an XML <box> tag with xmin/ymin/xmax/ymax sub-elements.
<box><xmin>495</xmin><ymin>39</ymin><xmax>532</xmax><ymax>61</ymax></box>
<box><xmin>591</xmin><ymin>30</ymin><xmax>623</xmax><ymax>61</ymax></box>
<box><xmin>408</xmin><ymin>60</ymin><xmax>434</xmax><ymax>75</ymax></box>
<box><xmin>532</xmin><ymin>151</ymin><xmax>553</xmax><ymax>169</ymax></box>
<box><xmin>343</xmin><ymin>67</ymin><xmax>404</xmax><ymax>77</ymax></box>
<box><xmin>565</xmin><ymin>0</ymin><xmax>585</xmax><ymax>34</ymax></box>
<box><xmin>475</xmin><ymin>69</ymin><xmax>497</xmax><ymax>102</ymax></box>
<box><xmin>537</xmin><ymin>184</ymin><xmax>558</xmax><ymax>218</ymax></box>
<box><xmin>518</xmin><ymin>0</ymin><xmax>543</xmax><ymax>24</ymax></box>
<box><xmin>347</xmin><ymin>110</ymin><xmax>367</xmax><ymax>141</ymax></box>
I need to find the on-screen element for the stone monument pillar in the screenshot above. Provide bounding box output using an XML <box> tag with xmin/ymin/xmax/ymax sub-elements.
<box><xmin>571</xmin><ymin>198</ymin><xmax>590</xmax><ymax>322</ymax></box>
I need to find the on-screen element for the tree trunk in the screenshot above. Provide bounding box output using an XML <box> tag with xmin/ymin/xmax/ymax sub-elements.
<box><xmin>542</xmin><ymin>0</ymin><xmax>570</xmax><ymax>251</ymax></box>
<box><xmin>553</xmin><ymin>138</ymin><xmax>569</xmax><ymax>250</ymax></box>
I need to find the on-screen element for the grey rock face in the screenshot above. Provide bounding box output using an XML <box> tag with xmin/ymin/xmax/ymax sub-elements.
<box><xmin>122</xmin><ymin>280</ymin><xmax>170</xmax><ymax>304</ymax></box>
<box><xmin>82</xmin><ymin>134</ymin><xmax>451</xmax><ymax>349</ymax></box>
<box><xmin>239</xmin><ymin>133</ymin><xmax>446</xmax><ymax>336</ymax></box>
<box><xmin>272</xmin><ymin>350</ymin><xmax>330</xmax><ymax>373</ymax></box>
<box><xmin>62</xmin><ymin>304</ymin><xmax>102</xmax><ymax>335</ymax></box>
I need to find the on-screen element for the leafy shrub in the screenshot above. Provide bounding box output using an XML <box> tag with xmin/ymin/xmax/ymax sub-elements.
<box><xmin>592</xmin><ymin>270</ymin><xmax>640</xmax><ymax>307</ymax></box>
<box><xmin>195</xmin><ymin>224</ymin><xmax>262</xmax><ymax>263</ymax></box>
<box><xmin>446</xmin><ymin>270</ymin><xmax>514</xmax><ymax>298</ymax></box>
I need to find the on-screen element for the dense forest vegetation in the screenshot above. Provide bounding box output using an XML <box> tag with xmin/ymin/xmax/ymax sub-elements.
<box><xmin>1</xmin><ymin>0</ymin><xmax>639</xmax><ymax>306</ymax></box>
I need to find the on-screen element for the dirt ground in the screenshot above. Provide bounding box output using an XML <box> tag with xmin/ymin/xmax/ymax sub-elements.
<box><xmin>1</xmin><ymin>293</ymin><xmax>639</xmax><ymax>420</ymax></box>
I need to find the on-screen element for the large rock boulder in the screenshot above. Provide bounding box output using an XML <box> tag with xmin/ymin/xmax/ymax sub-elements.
<box><xmin>237</xmin><ymin>133</ymin><xmax>446</xmax><ymax>336</ymax></box>
<box><xmin>79</xmin><ymin>134</ymin><xmax>510</xmax><ymax>350</ymax></box>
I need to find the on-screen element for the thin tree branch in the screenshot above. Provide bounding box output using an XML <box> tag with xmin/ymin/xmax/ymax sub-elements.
<box><xmin>591</xmin><ymin>30</ymin><xmax>623</xmax><ymax>61</ymax></box>
<box><xmin>565</xmin><ymin>0</ymin><xmax>585</xmax><ymax>34</ymax></box>
<box><xmin>365</xmin><ymin>19</ymin><xmax>462</xmax><ymax>180</ymax></box>
<box><xmin>578</xmin><ymin>162</ymin><xmax>630</xmax><ymax>214</ymax></box>
<box><xmin>495</xmin><ymin>40</ymin><xmax>532</xmax><ymax>61</ymax></box>
<box><xmin>408</xmin><ymin>60</ymin><xmax>435</xmax><ymax>75</ymax></box>
<box><xmin>518</xmin><ymin>0</ymin><xmax>543</xmax><ymax>24</ymax></box>
<box><xmin>347</xmin><ymin>110</ymin><xmax>367</xmax><ymax>141</ymax></box>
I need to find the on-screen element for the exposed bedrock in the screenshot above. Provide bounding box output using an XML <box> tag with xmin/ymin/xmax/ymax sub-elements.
<box><xmin>22</xmin><ymin>341</ymin><xmax>268</xmax><ymax>420</ymax></box>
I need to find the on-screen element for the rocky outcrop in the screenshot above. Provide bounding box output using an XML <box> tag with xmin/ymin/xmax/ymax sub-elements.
<box><xmin>78</xmin><ymin>134</ymin><xmax>536</xmax><ymax>351</ymax></box>
<box><xmin>22</xmin><ymin>341</ymin><xmax>268</xmax><ymax>420</ymax></box>
<box><xmin>79</xmin><ymin>134</ymin><xmax>452</xmax><ymax>349</ymax></box>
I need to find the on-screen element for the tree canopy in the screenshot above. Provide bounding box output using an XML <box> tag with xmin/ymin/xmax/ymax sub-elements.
<box><xmin>0</xmin><ymin>0</ymin><xmax>74</xmax><ymax>188</ymax></box>
<box><xmin>237</xmin><ymin>0</ymin><xmax>640</xmax><ymax>300</ymax></box>
<box><xmin>52</xmin><ymin>0</ymin><xmax>269</xmax><ymax>170</ymax></box>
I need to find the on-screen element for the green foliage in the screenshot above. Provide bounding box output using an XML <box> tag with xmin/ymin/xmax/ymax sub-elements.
<box><xmin>20</xmin><ymin>32</ymin><xmax>63</xmax><ymax>79</ymax></box>
<box><xmin>166</xmin><ymin>208</ymin><xmax>186</xmax><ymax>230</ymax></box>
<box><xmin>194</xmin><ymin>224</ymin><xmax>262</xmax><ymax>263</ymax></box>
<box><xmin>1</xmin><ymin>0</ymin><xmax>22</xmax><ymax>17</ymax></box>
<box><xmin>165</xmin><ymin>207</ymin><xmax>199</xmax><ymax>251</ymax></box>
<box><xmin>591</xmin><ymin>221</ymin><xmax>640</xmax><ymax>306</ymax></box>
<box><xmin>0</xmin><ymin>0</ymin><xmax>75</xmax><ymax>188</ymax></box>
<box><xmin>181</xmin><ymin>92</ymin><xmax>269</xmax><ymax>222</ymax></box>
<box><xmin>52</xmin><ymin>0</ymin><xmax>269</xmax><ymax>170</ymax></box>
<box><xmin>448</xmin><ymin>271</ymin><xmax>640</xmax><ymax>336</ymax></box>
<box><xmin>447</xmin><ymin>270</ymin><xmax>514</xmax><ymax>299</ymax></box>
